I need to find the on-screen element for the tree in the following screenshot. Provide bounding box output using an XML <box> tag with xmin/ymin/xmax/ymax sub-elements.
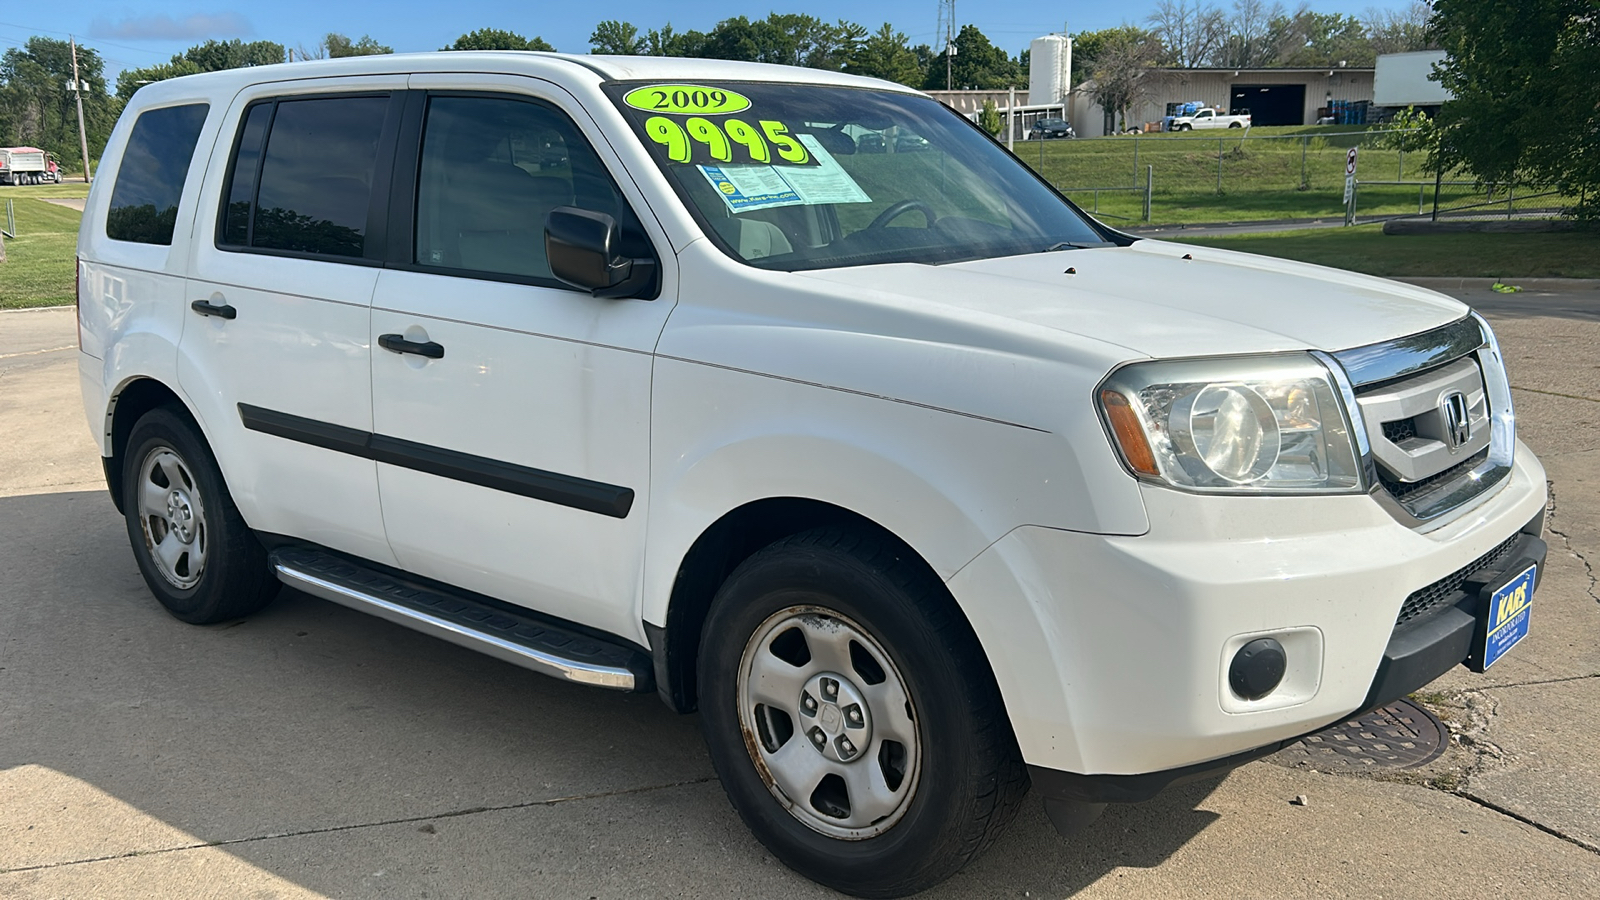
<box><xmin>1431</xmin><ymin>0</ymin><xmax>1600</xmax><ymax>218</ymax></box>
<box><xmin>1266</xmin><ymin>9</ymin><xmax>1373</xmax><ymax>67</ymax></box>
<box><xmin>324</xmin><ymin>34</ymin><xmax>393</xmax><ymax>57</ymax></box>
<box><xmin>443</xmin><ymin>28</ymin><xmax>555</xmax><ymax>52</ymax></box>
<box><xmin>1073</xmin><ymin>26</ymin><xmax>1156</xmax><ymax>84</ymax></box>
<box><xmin>183</xmin><ymin>39</ymin><xmax>286</xmax><ymax>71</ymax></box>
<box><xmin>845</xmin><ymin>24</ymin><xmax>925</xmax><ymax>86</ymax></box>
<box><xmin>1147</xmin><ymin>0</ymin><xmax>1226</xmax><ymax>67</ymax></box>
<box><xmin>118</xmin><ymin>39</ymin><xmax>285</xmax><ymax>99</ymax></box>
<box><xmin>1214</xmin><ymin>0</ymin><xmax>1282</xmax><ymax>67</ymax></box>
<box><xmin>979</xmin><ymin>98</ymin><xmax>1002</xmax><ymax>136</ymax></box>
<box><xmin>696</xmin><ymin>15</ymin><xmax>864</xmax><ymax>69</ymax></box>
<box><xmin>1089</xmin><ymin>28</ymin><xmax>1162</xmax><ymax>131</ymax></box>
<box><xmin>922</xmin><ymin>25</ymin><xmax>1023</xmax><ymax>91</ymax></box>
<box><xmin>0</xmin><ymin>38</ymin><xmax>120</xmax><ymax>170</ymax></box>
<box><xmin>590</xmin><ymin>20</ymin><xmax>644</xmax><ymax>55</ymax></box>
<box><xmin>642</xmin><ymin>24</ymin><xmax>711</xmax><ymax>57</ymax></box>
<box><xmin>1365</xmin><ymin>2</ymin><xmax>1436</xmax><ymax>55</ymax></box>
<box><xmin>115</xmin><ymin>58</ymin><xmax>201</xmax><ymax>101</ymax></box>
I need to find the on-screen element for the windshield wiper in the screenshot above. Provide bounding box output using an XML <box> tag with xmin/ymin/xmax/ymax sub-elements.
<box><xmin>1043</xmin><ymin>241</ymin><xmax>1115</xmax><ymax>252</ymax></box>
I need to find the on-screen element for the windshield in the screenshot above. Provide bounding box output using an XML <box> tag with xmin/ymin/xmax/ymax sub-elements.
<box><xmin>603</xmin><ymin>81</ymin><xmax>1109</xmax><ymax>271</ymax></box>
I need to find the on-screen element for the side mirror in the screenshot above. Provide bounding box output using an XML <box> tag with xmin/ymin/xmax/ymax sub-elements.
<box><xmin>545</xmin><ymin>207</ymin><xmax>656</xmax><ymax>299</ymax></box>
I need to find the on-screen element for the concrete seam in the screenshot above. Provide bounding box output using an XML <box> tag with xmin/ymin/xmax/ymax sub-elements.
<box><xmin>0</xmin><ymin>344</ymin><xmax>75</xmax><ymax>361</ymax></box>
<box><xmin>1544</xmin><ymin>480</ymin><xmax>1600</xmax><ymax>606</ymax></box>
<box><xmin>0</xmin><ymin>776</ymin><xmax>717</xmax><ymax>876</ymax></box>
<box><xmin>1456</xmin><ymin>791</ymin><xmax>1600</xmax><ymax>856</ymax></box>
<box><xmin>1476</xmin><ymin>673</ymin><xmax>1600</xmax><ymax>691</ymax></box>
<box><xmin>1512</xmin><ymin>385</ymin><xmax>1600</xmax><ymax>405</ymax></box>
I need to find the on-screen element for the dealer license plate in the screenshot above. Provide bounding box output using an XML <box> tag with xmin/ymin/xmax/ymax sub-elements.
<box><xmin>1482</xmin><ymin>564</ymin><xmax>1536</xmax><ymax>670</ymax></box>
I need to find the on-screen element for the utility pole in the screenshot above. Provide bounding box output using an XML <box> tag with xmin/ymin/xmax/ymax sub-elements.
<box><xmin>70</xmin><ymin>36</ymin><xmax>92</xmax><ymax>183</ymax></box>
<box><xmin>936</xmin><ymin>0</ymin><xmax>956</xmax><ymax>91</ymax></box>
<box><xmin>1007</xmin><ymin>84</ymin><xmax>1015</xmax><ymax>151</ymax></box>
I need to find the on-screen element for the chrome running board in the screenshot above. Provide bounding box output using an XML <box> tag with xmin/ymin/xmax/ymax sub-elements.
<box><xmin>270</xmin><ymin>545</ymin><xmax>651</xmax><ymax>692</ymax></box>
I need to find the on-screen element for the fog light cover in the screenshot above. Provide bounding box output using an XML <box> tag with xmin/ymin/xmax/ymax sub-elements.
<box><xmin>1229</xmin><ymin>638</ymin><xmax>1287</xmax><ymax>701</ymax></box>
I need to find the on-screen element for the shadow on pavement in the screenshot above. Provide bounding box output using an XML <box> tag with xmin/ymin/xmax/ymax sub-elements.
<box><xmin>0</xmin><ymin>490</ymin><xmax>1220</xmax><ymax>897</ymax></box>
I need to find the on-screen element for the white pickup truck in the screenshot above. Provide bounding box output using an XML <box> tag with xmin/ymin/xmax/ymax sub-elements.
<box><xmin>1170</xmin><ymin>107</ymin><xmax>1251</xmax><ymax>130</ymax></box>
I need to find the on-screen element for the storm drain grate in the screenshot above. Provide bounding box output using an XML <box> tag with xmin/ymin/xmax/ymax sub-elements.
<box><xmin>1270</xmin><ymin>699</ymin><xmax>1449</xmax><ymax>772</ymax></box>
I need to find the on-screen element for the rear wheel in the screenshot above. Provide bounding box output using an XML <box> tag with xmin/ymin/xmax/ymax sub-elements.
<box><xmin>698</xmin><ymin>527</ymin><xmax>1027</xmax><ymax>898</ymax></box>
<box><xmin>122</xmin><ymin>405</ymin><xmax>279</xmax><ymax>624</ymax></box>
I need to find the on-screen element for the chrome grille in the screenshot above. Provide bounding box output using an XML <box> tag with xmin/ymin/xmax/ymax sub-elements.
<box><xmin>1331</xmin><ymin>316</ymin><xmax>1515</xmax><ymax>527</ymax></box>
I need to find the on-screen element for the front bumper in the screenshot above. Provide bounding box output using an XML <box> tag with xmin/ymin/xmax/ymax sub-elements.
<box><xmin>946</xmin><ymin>439</ymin><xmax>1548</xmax><ymax>791</ymax></box>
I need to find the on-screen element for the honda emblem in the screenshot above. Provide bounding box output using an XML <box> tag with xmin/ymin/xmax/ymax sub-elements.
<box><xmin>1440</xmin><ymin>391</ymin><xmax>1471</xmax><ymax>451</ymax></box>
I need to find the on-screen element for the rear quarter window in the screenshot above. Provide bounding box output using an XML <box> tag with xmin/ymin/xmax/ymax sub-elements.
<box><xmin>105</xmin><ymin>103</ymin><xmax>210</xmax><ymax>245</ymax></box>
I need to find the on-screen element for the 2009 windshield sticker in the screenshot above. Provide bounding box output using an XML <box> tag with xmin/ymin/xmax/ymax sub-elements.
<box><xmin>624</xmin><ymin>84</ymin><xmax>751</xmax><ymax>115</ymax></box>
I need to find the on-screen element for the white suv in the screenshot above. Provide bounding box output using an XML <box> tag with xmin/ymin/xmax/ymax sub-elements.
<box><xmin>77</xmin><ymin>53</ymin><xmax>1548</xmax><ymax>897</ymax></box>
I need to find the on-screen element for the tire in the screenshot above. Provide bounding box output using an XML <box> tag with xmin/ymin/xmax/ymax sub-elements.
<box><xmin>122</xmin><ymin>405</ymin><xmax>279</xmax><ymax>624</ymax></box>
<box><xmin>698</xmin><ymin>527</ymin><xmax>1027</xmax><ymax>898</ymax></box>
<box><xmin>1229</xmin><ymin>122</ymin><xmax>1243</xmax><ymax>129</ymax></box>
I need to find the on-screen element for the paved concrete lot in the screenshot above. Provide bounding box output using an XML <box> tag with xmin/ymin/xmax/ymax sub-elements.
<box><xmin>3</xmin><ymin>292</ymin><xmax>1598</xmax><ymax>898</ymax></box>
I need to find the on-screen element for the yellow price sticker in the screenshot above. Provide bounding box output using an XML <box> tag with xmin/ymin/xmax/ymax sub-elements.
<box><xmin>624</xmin><ymin>84</ymin><xmax>751</xmax><ymax>116</ymax></box>
<box><xmin>643</xmin><ymin>117</ymin><xmax>809</xmax><ymax>167</ymax></box>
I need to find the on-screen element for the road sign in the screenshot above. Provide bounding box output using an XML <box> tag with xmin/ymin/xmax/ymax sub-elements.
<box><xmin>1343</xmin><ymin>146</ymin><xmax>1359</xmax><ymax>206</ymax></box>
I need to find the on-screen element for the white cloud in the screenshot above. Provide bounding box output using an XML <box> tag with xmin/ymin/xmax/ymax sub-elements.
<box><xmin>88</xmin><ymin>12</ymin><xmax>254</xmax><ymax>42</ymax></box>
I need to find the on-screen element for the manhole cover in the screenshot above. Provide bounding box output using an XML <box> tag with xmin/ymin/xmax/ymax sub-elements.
<box><xmin>1270</xmin><ymin>699</ymin><xmax>1449</xmax><ymax>772</ymax></box>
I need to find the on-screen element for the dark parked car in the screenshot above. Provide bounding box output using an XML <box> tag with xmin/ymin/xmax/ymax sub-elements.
<box><xmin>1030</xmin><ymin>117</ymin><xmax>1076</xmax><ymax>139</ymax></box>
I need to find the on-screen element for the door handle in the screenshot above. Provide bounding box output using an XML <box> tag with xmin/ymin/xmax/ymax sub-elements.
<box><xmin>190</xmin><ymin>299</ymin><xmax>237</xmax><ymax>319</ymax></box>
<box><xmin>378</xmin><ymin>333</ymin><xmax>445</xmax><ymax>359</ymax></box>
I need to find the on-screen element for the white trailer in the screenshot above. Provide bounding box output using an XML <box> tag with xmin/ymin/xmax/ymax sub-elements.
<box><xmin>0</xmin><ymin>147</ymin><xmax>62</xmax><ymax>185</ymax></box>
<box><xmin>1374</xmin><ymin>51</ymin><xmax>1451</xmax><ymax>109</ymax></box>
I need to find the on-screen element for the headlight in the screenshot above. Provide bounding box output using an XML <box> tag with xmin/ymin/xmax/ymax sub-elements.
<box><xmin>1098</xmin><ymin>354</ymin><xmax>1363</xmax><ymax>493</ymax></box>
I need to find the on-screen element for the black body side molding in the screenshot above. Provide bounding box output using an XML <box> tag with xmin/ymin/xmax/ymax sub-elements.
<box><xmin>237</xmin><ymin>403</ymin><xmax>634</xmax><ymax>518</ymax></box>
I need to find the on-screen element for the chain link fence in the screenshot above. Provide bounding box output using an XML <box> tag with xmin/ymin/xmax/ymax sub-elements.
<box><xmin>1354</xmin><ymin>180</ymin><xmax>1568</xmax><ymax>224</ymax></box>
<box><xmin>1016</xmin><ymin>128</ymin><xmax>1576</xmax><ymax>227</ymax></box>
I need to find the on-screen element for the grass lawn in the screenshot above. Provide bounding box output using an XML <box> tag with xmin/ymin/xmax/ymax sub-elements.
<box><xmin>2</xmin><ymin>181</ymin><xmax>92</xmax><ymax>199</ymax></box>
<box><xmin>0</xmin><ymin>198</ymin><xmax>82</xmax><ymax>309</ymax></box>
<box><xmin>1170</xmin><ymin>225</ymin><xmax>1600</xmax><ymax>278</ymax></box>
<box><xmin>1011</xmin><ymin>129</ymin><xmax>1547</xmax><ymax>226</ymax></box>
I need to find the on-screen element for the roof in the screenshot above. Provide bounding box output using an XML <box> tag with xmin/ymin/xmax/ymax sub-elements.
<box><xmin>1153</xmin><ymin>66</ymin><xmax>1375</xmax><ymax>74</ymax></box>
<box><xmin>126</xmin><ymin>51</ymin><xmax>916</xmax><ymax>108</ymax></box>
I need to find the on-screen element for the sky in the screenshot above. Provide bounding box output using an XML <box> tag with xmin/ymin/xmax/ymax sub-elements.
<box><xmin>2</xmin><ymin>0</ymin><xmax>1422</xmax><ymax>83</ymax></box>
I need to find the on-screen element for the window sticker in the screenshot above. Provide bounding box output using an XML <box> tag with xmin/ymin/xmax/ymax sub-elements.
<box><xmin>699</xmin><ymin>164</ymin><xmax>804</xmax><ymax>213</ymax></box>
<box><xmin>778</xmin><ymin>135</ymin><xmax>872</xmax><ymax>205</ymax></box>
<box><xmin>624</xmin><ymin>85</ymin><xmax>751</xmax><ymax>116</ymax></box>
<box><xmin>697</xmin><ymin>134</ymin><xmax>873</xmax><ymax>214</ymax></box>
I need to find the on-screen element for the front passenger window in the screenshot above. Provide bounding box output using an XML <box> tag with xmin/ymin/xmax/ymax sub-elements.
<box><xmin>414</xmin><ymin>95</ymin><xmax>639</xmax><ymax>282</ymax></box>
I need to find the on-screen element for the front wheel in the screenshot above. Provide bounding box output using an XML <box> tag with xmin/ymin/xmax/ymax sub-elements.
<box><xmin>122</xmin><ymin>405</ymin><xmax>280</xmax><ymax>624</ymax></box>
<box><xmin>698</xmin><ymin>528</ymin><xmax>1027</xmax><ymax>898</ymax></box>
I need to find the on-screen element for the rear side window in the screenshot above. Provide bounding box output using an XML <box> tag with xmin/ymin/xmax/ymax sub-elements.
<box><xmin>105</xmin><ymin>103</ymin><xmax>209</xmax><ymax>245</ymax></box>
<box><xmin>219</xmin><ymin>95</ymin><xmax>390</xmax><ymax>259</ymax></box>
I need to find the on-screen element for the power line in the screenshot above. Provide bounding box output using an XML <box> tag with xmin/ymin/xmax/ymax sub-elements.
<box><xmin>0</xmin><ymin>20</ymin><xmax>168</xmax><ymax>57</ymax></box>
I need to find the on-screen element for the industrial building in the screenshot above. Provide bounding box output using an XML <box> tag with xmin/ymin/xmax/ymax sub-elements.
<box><xmin>1067</xmin><ymin>65</ymin><xmax>1377</xmax><ymax>135</ymax></box>
<box><xmin>927</xmin><ymin>33</ymin><xmax>1411</xmax><ymax>138</ymax></box>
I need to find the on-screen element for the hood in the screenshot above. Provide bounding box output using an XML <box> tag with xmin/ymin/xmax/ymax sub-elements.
<box><xmin>796</xmin><ymin>239</ymin><xmax>1466</xmax><ymax>361</ymax></box>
